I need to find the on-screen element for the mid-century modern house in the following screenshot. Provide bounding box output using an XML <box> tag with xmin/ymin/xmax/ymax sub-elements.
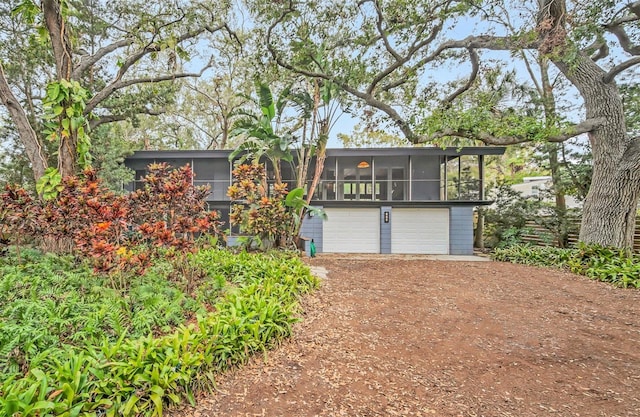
<box><xmin>124</xmin><ymin>147</ymin><xmax>505</xmax><ymax>255</ymax></box>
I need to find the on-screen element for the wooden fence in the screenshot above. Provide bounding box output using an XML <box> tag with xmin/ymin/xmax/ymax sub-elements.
<box><xmin>521</xmin><ymin>218</ymin><xmax>640</xmax><ymax>252</ymax></box>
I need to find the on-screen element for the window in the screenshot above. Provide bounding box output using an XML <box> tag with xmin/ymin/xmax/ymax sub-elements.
<box><xmin>337</xmin><ymin>157</ymin><xmax>373</xmax><ymax>200</ymax></box>
<box><xmin>531</xmin><ymin>185</ymin><xmax>540</xmax><ymax>197</ymax></box>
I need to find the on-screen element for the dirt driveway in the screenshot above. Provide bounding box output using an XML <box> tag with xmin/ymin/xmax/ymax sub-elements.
<box><xmin>173</xmin><ymin>256</ymin><xmax>640</xmax><ymax>417</ymax></box>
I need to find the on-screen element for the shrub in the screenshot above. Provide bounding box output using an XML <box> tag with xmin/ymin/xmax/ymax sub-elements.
<box><xmin>0</xmin><ymin>164</ymin><xmax>222</xmax><ymax>276</ymax></box>
<box><xmin>491</xmin><ymin>243</ymin><xmax>640</xmax><ymax>288</ymax></box>
<box><xmin>228</xmin><ymin>163</ymin><xmax>294</xmax><ymax>249</ymax></box>
<box><xmin>483</xmin><ymin>183</ymin><xmax>540</xmax><ymax>248</ymax></box>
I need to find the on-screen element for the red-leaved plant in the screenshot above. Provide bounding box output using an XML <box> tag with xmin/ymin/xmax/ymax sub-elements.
<box><xmin>228</xmin><ymin>163</ymin><xmax>294</xmax><ymax>249</ymax></box>
<box><xmin>0</xmin><ymin>164</ymin><xmax>221</xmax><ymax>276</ymax></box>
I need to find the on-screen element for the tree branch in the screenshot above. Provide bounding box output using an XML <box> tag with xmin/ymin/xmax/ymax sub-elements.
<box><xmin>442</xmin><ymin>47</ymin><xmax>479</xmax><ymax>105</ymax></box>
<box><xmin>371</xmin><ymin>0</ymin><xmax>402</xmax><ymax>61</ymax></box>
<box><xmin>109</xmin><ymin>25</ymin><xmax>215</xmax><ymax>90</ymax></box>
<box><xmin>172</xmin><ymin>112</ymin><xmax>220</xmax><ymax>145</ymax></box>
<box><xmin>267</xmin><ymin>14</ymin><xmax>546</xmax><ymax>145</ymax></box>
<box><xmin>604</xmin><ymin>56</ymin><xmax>640</xmax><ymax>83</ymax></box>
<box><xmin>521</xmin><ymin>51</ymin><xmax>543</xmax><ymax>96</ymax></box>
<box><xmin>605</xmin><ymin>3</ymin><xmax>640</xmax><ymax>56</ymax></box>
<box><xmin>629</xmin><ymin>1</ymin><xmax>640</xmax><ymax>17</ymax></box>
<box><xmin>414</xmin><ymin>117</ymin><xmax>607</xmax><ymax>145</ymax></box>
<box><xmin>89</xmin><ymin>109</ymin><xmax>164</xmax><ymax>129</ymax></box>
<box><xmin>82</xmin><ymin>19</ymin><xmax>230</xmax><ymax>115</ymax></box>
<box><xmin>382</xmin><ymin>34</ymin><xmax>538</xmax><ymax>92</ymax></box>
<box><xmin>606</xmin><ymin>24</ymin><xmax>640</xmax><ymax>55</ymax></box>
<box><xmin>85</xmin><ymin>61</ymin><xmax>212</xmax><ymax>115</ymax></box>
<box><xmin>365</xmin><ymin>20</ymin><xmax>443</xmax><ymax>95</ymax></box>
<box><xmin>72</xmin><ymin>38</ymin><xmax>134</xmax><ymax>80</ymax></box>
<box><xmin>586</xmin><ymin>39</ymin><xmax>609</xmax><ymax>61</ymax></box>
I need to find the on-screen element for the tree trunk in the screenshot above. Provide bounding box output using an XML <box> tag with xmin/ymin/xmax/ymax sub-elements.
<box><xmin>539</xmin><ymin>59</ymin><xmax>569</xmax><ymax>247</ymax></box>
<box><xmin>43</xmin><ymin>0</ymin><xmax>72</xmax><ymax>80</ymax></box>
<box><xmin>547</xmin><ymin>143</ymin><xmax>569</xmax><ymax>247</ymax></box>
<box><xmin>0</xmin><ymin>63</ymin><xmax>48</xmax><ymax>180</ymax></box>
<box><xmin>580</xmin><ymin>141</ymin><xmax>640</xmax><ymax>249</ymax></box>
<box><xmin>44</xmin><ymin>0</ymin><xmax>77</xmax><ymax>179</ymax></box>
<box><xmin>536</xmin><ymin>0</ymin><xmax>640</xmax><ymax>249</ymax></box>
<box><xmin>553</xmin><ymin>57</ymin><xmax>640</xmax><ymax>249</ymax></box>
<box><xmin>58</xmin><ymin>135</ymin><xmax>79</xmax><ymax>177</ymax></box>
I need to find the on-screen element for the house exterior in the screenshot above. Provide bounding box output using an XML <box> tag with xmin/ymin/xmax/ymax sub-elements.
<box><xmin>511</xmin><ymin>176</ymin><xmax>582</xmax><ymax>209</ymax></box>
<box><xmin>124</xmin><ymin>147</ymin><xmax>505</xmax><ymax>255</ymax></box>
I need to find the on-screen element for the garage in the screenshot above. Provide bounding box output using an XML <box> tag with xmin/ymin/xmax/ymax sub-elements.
<box><xmin>391</xmin><ymin>208</ymin><xmax>449</xmax><ymax>254</ymax></box>
<box><xmin>323</xmin><ymin>208</ymin><xmax>380</xmax><ymax>253</ymax></box>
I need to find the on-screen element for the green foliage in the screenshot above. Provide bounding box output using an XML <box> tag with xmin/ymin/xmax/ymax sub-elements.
<box><xmin>90</xmin><ymin>125</ymin><xmax>135</xmax><ymax>192</ymax></box>
<box><xmin>532</xmin><ymin>141</ymin><xmax>592</xmax><ymax>203</ymax></box>
<box><xmin>483</xmin><ymin>183</ymin><xmax>541</xmax><ymax>248</ymax></box>
<box><xmin>0</xmin><ymin>249</ymin><xmax>201</xmax><ymax>380</ymax></box>
<box><xmin>337</xmin><ymin>124</ymin><xmax>408</xmax><ymax>148</ymax></box>
<box><xmin>42</xmin><ymin>79</ymin><xmax>93</xmax><ymax>168</ymax></box>
<box><xmin>0</xmin><ymin>132</ymin><xmax>34</xmax><ymax>189</ymax></box>
<box><xmin>491</xmin><ymin>243</ymin><xmax>640</xmax><ymax>288</ymax></box>
<box><xmin>229</xmin><ymin>82</ymin><xmax>294</xmax><ymax>167</ymax></box>
<box><xmin>491</xmin><ymin>244</ymin><xmax>573</xmax><ymax>267</ymax></box>
<box><xmin>5</xmin><ymin>0</ymin><xmax>234</xmax><ymax>190</ymax></box>
<box><xmin>35</xmin><ymin>168</ymin><xmax>63</xmax><ymax>201</ymax></box>
<box><xmin>414</xmin><ymin>68</ymin><xmax>572</xmax><ymax>146</ymax></box>
<box><xmin>566</xmin><ymin>243</ymin><xmax>640</xmax><ymax>288</ymax></box>
<box><xmin>284</xmin><ymin>186</ymin><xmax>327</xmax><ymax>234</ymax></box>
<box><xmin>0</xmin><ymin>248</ymin><xmax>318</xmax><ymax>416</ymax></box>
<box><xmin>10</xmin><ymin>1</ymin><xmax>40</xmax><ymax>26</ymax></box>
<box><xmin>494</xmin><ymin>226</ymin><xmax>530</xmax><ymax>249</ymax></box>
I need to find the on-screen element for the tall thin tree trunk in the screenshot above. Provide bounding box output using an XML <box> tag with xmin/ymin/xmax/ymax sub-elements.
<box><xmin>538</xmin><ymin>58</ymin><xmax>569</xmax><ymax>246</ymax></box>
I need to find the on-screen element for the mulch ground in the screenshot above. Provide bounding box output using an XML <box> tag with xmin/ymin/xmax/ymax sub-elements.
<box><xmin>169</xmin><ymin>256</ymin><xmax>640</xmax><ymax>417</ymax></box>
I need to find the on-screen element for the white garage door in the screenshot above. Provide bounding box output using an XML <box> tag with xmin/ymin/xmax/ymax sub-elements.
<box><xmin>323</xmin><ymin>208</ymin><xmax>380</xmax><ymax>253</ymax></box>
<box><xmin>391</xmin><ymin>208</ymin><xmax>449</xmax><ymax>254</ymax></box>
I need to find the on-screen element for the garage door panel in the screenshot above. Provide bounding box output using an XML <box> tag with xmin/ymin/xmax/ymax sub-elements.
<box><xmin>391</xmin><ymin>208</ymin><xmax>449</xmax><ymax>254</ymax></box>
<box><xmin>323</xmin><ymin>208</ymin><xmax>379</xmax><ymax>253</ymax></box>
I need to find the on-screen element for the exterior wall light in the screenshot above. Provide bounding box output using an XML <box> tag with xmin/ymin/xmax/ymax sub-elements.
<box><xmin>357</xmin><ymin>161</ymin><xmax>370</xmax><ymax>168</ymax></box>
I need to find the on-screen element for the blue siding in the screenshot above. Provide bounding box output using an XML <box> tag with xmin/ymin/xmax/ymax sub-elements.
<box><xmin>380</xmin><ymin>206</ymin><xmax>392</xmax><ymax>254</ymax></box>
<box><xmin>449</xmin><ymin>206</ymin><xmax>474</xmax><ymax>255</ymax></box>
<box><xmin>300</xmin><ymin>206</ymin><xmax>324</xmax><ymax>254</ymax></box>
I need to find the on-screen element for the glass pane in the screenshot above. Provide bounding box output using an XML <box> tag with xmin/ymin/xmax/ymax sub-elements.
<box><xmin>447</xmin><ymin>157</ymin><xmax>460</xmax><ymax>200</ymax></box>
<box><xmin>391</xmin><ymin>168</ymin><xmax>405</xmax><ymax>200</ymax></box>
<box><xmin>375</xmin><ymin>168</ymin><xmax>388</xmax><ymax>200</ymax></box>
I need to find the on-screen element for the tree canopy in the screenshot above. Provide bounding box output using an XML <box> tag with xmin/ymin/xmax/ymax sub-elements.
<box><xmin>257</xmin><ymin>0</ymin><xmax>640</xmax><ymax>249</ymax></box>
<box><xmin>0</xmin><ymin>0</ymin><xmax>236</xmax><ymax>184</ymax></box>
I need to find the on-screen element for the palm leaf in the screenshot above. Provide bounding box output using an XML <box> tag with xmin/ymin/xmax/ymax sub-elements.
<box><xmin>256</xmin><ymin>82</ymin><xmax>275</xmax><ymax>121</ymax></box>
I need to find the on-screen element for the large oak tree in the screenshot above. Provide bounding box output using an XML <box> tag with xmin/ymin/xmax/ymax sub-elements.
<box><xmin>259</xmin><ymin>0</ymin><xmax>640</xmax><ymax>249</ymax></box>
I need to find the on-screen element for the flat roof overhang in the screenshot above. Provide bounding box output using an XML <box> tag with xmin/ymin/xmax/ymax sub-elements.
<box><xmin>126</xmin><ymin>146</ymin><xmax>506</xmax><ymax>160</ymax></box>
